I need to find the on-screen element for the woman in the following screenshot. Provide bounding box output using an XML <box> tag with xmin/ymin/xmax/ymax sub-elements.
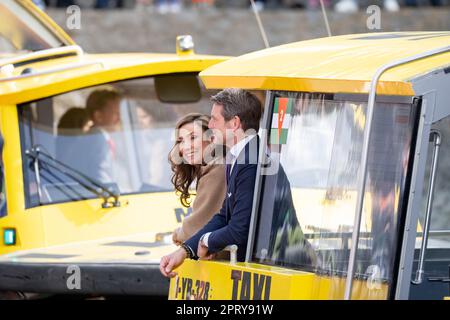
<box><xmin>169</xmin><ymin>113</ymin><xmax>226</xmax><ymax>245</ymax></box>
<box><xmin>56</xmin><ymin>107</ymin><xmax>93</xmax><ymax>167</ymax></box>
<box><xmin>57</xmin><ymin>107</ymin><xmax>93</xmax><ymax>136</ymax></box>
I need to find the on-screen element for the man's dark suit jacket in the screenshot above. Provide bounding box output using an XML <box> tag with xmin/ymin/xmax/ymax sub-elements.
<box><xmin>185</xmin><ymin>136</ymin><xmax>259</xmax><ymax>262</ymax></box>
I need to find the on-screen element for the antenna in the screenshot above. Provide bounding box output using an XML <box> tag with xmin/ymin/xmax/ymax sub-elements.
<box><xmin>250</xmin><ymin>0</ymin><xmax>270</xmax><ymax>48</ymax></box>
<box><xmin>320</xmin><ymin>0</ymin><xmax>332</xmax><ymax>37</ymax></box>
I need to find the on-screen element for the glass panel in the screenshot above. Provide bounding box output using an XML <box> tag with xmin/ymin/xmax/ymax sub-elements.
<box><xmin>0</xmin><ymin>0</ymin><xmax>65</xmax><ymax>53</ymax></box>
<box><xmin>418</xmin><ymin>117</ymin><xmax>450</xmax><ymax>248</ymax></box>
<box><xmin>409</xmin><ymin>115</ymin><xmax>450</xmax><ymax>300</ymax></box>
<box><xmin>252</xmin><ymin>92</ymin><xmax>416</xmax><ymax>299</ymax></box>
<box><xmin>353</xmin><ymin>98</ymin><xmax>415</xmax><ymax>298</ymax></box>
<box><xmin>18</xmin><ymin>76</ymin><xmax>215</xmax><ymax>207</ymax></box>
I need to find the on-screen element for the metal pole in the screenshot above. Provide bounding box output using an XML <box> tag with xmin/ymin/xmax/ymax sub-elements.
<box><xmin>319</xmin><ymin>0</ymin><xmax>332</xmax><ymax>37</ymax></box>
<box><xmin>343</xmin><ymin>45</ymin><xmax>450</xmax><ymax>300</ymax></box>
<box><xmin>412</xmin><ymin>130</ymin><xmax>441</xmax><ymax>285</ymax></box>
<box><xmin>250</xmin><ymin>0</ymin><xmax>270</xmax><ymax>49</ymax></box>
<box><xmin>245</xmin><ymin>91</ymin><xmax>273</xmax><ymax>262</ymax></box>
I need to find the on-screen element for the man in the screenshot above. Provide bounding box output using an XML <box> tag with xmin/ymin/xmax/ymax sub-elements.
<box><xmin>160</xmin><ymin>88</ymin><xmax>262</xmax><ymax>278</ymax></box>
<box><xmin>79</xmin><ymin>89</ymin><xmax>122</xmax><ymax>184</ymax></box>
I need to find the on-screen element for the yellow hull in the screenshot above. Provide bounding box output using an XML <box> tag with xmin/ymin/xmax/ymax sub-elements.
<box><xmin>169</xmin><ymin>260</ymin><xmax>388</xmax><ymax>300</ymax></box>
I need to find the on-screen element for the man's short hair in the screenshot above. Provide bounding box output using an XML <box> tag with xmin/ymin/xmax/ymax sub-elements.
<box><xmin>211</xmin><ymin>88</ymin><xmax>262</xmax><ymax>131</ymax></box>
<box><xmin>86</xmin><ymin>89</ymin><xmax>121</xmax><ymax>118</ymax></box>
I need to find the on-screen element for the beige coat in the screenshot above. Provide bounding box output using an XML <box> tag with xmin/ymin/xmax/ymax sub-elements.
<box><xmin>175</xmin><ymin>162</ymin><xmax>226</xmax><ymax>242</ymax></box>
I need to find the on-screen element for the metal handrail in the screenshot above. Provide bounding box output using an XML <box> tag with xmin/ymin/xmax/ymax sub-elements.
<box><xmin>412</xmin><ymin>130</ymin><xmax>441</xmax><ymax>285</ymax></box>
<box><xmin>224</xmin><ymin>245</ymin><xmax>238</xmax><ymax>265</ymax></box>
<box><xmin>0</xmin><ymin>45</ymin><xmax>83</xmax><ymax>68</ymax></box>
<box><xmin>0</xmin><ymin>61</ymin><xmax>105</xmax><ymax>83</ymax></box>
<box><xmin>343</xmin><ymin>45</ymin><xmax>450</xmax><ymax>300</ymax></box>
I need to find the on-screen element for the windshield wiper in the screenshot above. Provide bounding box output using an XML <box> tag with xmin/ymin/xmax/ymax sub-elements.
<box><xmin>26</xmin><ymin>146</ymin><xmax>121</xmax><ymax>208</ymax></box>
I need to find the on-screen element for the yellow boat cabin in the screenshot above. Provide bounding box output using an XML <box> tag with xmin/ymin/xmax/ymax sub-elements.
<box><xmin>169</xmin><ymin>31</ymin><xmax>450</xmax><ymax>300</ymax></box>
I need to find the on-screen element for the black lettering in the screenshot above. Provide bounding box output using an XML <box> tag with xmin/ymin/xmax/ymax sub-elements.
<box><xmin>240</xmin><ymin>272</ymin><xmax>251</xmax><ymax>300</ymax></box>
<box><xmin>231</xmin><ymin>270</ymin><xmax>242</xmax><ymax>300</ymax></box>
<box><xmin>181</xmin><ymin>277</ymin><xmax>188</xmax><ymax>300</ymax></box>
<box><xmin>174</xmin><ymin>277</ymin><xmax>180</xmax><ymax>299</ymax></box>
<box><xmin>264</xmin><ymin>276</ymin><xmax>272</xmax><ymax>300</ymax></box>
<box><xmin>186</xmin><ymin>278</ymin><xmax>193</xmax><ymax>298</ymax></box>
<box><xmin>253</xmin><ymin>273</ymin><xmax>265</xmax><ymax>300</ymax></box>
<box><xmin>204</xmin><ymin>282</ymin><xmax>210</xmax><ymax>300</ymax></box>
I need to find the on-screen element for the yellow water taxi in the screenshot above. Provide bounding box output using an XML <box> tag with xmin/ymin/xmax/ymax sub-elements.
<box><xmin>169</xmin><ymin>31</ymin><xmax>450</xmax><ymax>300</ymax></box>
<box><xmin>0</xmin><ymin>0</ymin><xmax>228</xmax><ymax>296</ymax></box>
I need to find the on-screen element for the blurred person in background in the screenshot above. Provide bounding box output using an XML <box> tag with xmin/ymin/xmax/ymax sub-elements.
<box><xmin>57</xmin><ymin>107</ymin><xmax>93</xmax><ymax>136</ymax></box>
<box><xmin>132</xmin><ymin>105</ymin><xmax>171</xmax><ymax>190</ymax></box>
<box><xmin>95</xmin><ymin>0</ymin><xmax>126</xmax><ymax>9</ymax></box>
<box><xmin>253</xmin><ymin>0</ymin><xmax>267</xmax><ymax>10</ymax></box>
<box><xmin>43</xmin><ymin>0</ymin><xmax>75</xmax><ymax>8</ymax></box>
<box><xmin>81</xmin><ymin>89</ymin><xmax>122</xmax><ymax>183</ymax></box>
<box><xmin>251</xmin><ymin>0</ymin><xmax>288</xmax><ymax>10</ymax></box>
<box><xmin>307</xmin><ymin>0</ymin><xmax>330</xmax><ymax>9</ymax></box>
<box><xmin>405</xmin><ymin>0</ymin><xmax>443</xmax><ymax>6</ymax></box>
<box><xmin>155</xmin><ymin>0</ymin><xmax>182</xmax><ymax>13</ymax></box>
<box><xmin>95</xmin><ymin>0</ymin><xmax>111</xmax><ymax>8</ymax></box>
<box><xmin>192</xmin><ymin>0</ymin><xmax>215</xmax><ymax>7</ymax></box>
<box><xmin>334</xmin><ymin>0</ymin><xmax>400</xmax><ymax>12</ymax></box>
<box><xmin>56</xmin><ymin>107</ymin><xmax>93</xmax><ymax>166</ymax></box>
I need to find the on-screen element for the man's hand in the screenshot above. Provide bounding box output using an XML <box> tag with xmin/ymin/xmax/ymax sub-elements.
<box><xmin>197</xmin><ymin>240</ymin><xmax>216</xmax><ymax>260</ymax></box>
<box><xmin>159</xmin><ymin>248</ymin><xmax>187</xmax><ymax>278</ymax></box>
<box><xmin>172</xmin><ymin>228</ymin><xmax>182</xmax><ymax>246</ymax></box>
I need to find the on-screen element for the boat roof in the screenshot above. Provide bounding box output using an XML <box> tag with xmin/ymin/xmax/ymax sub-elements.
<box><xmin>0</xmin><ymin>51</ymin><xmax>229</xmax><ymax>104</ymax></box>
<box><xmin>0</xmin><ymin>2</ymin><xmax>228</xmax><ymax>104</ymax></box>
<box><xmin>199</xmin><ymin>32</ymin><xmax>450</xmax><ymax>96</ymax></box>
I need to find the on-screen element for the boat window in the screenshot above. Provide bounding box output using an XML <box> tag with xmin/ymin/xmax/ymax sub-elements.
<box><xmin>18</xmin><ymin>75</ymin><xmax>216</xmax><ymax>207</ymax></box>
<box><xmin>252</xmin><ymin>92</ymin><xmax>417</xmax><ymax>299</ymax></box>
<box><xmin>409</xmin><ymin>114</ymin><xmax>450</xmax><ymax>300</ymax></box>
<box><xmin>417</xmin><ymin>116</ymin><xmax>450</xmax><ymax>249</ymax></box>
<box><xmin>0</xmin><ymin>0</ymin><xmax>66</xmax><ymax>54</ymax></box>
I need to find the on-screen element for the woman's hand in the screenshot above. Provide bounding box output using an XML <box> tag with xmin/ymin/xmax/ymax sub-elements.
<box><xmin>172</xmin><ymin>227</ymin><xmax>182</xmax><ymax>246</ymax></box>
<box><xmin>159</xmin><ymin>248</ymin><xmax>187</xmax><ymax>278</ymax></box>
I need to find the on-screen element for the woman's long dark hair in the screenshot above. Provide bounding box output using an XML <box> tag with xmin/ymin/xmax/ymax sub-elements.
<box><xmin>169</xmin><ymin>113</ymin><xmax>211</xmax><ymax>208</ymax></box>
